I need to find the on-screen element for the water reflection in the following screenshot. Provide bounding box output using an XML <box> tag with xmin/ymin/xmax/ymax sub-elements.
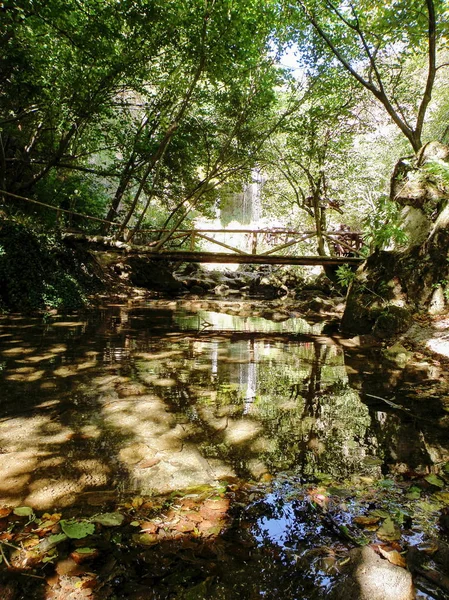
<box><xmin>0</xmin><ymin>302</ymin><xmax>448</xmax><ymax>510</ymax></box>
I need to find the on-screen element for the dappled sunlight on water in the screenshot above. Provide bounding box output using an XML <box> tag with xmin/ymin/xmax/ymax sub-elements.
<box><xmin>0</xmin><ymin>301</ymin><xmax>448</xmax><ymax>514</ymax></box>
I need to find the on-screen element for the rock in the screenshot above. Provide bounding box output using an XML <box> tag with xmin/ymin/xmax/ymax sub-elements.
<box><xmin>429</xmin><ymin>285</ymin><xmax>446</xmax><ymax>315</ymax></box>
<box><xmin>330</xmin><ymin>546</ymin><xmax>414</xmax><ymax>600</ymax></box>
<box><xmin>119</xmin><ymin>443</ymin><xmax>156</xmax><ymax>465</ymax></box>
<box><xmin>399</xmin><ymin>205</ymin><xmax>431</xmax><ymax>247</ymax></box>
<box><xmin>383</xmin><ymin>343</ymin><xmax>414</xmax><ymax>368</ymax></box>
<box><xmin>214</xmin><ymin>284</ymin><xmax>231</xmax><ymax>296</ymax></box>
<box><xmin>372</xmin><ymin>305</ymin><xmax>413</xmax><ymax>338</ymax></box>
<box><xmin>125</xmin><ymin>256</ymin><xmax>184</xmax><ymax>293</ymax></box>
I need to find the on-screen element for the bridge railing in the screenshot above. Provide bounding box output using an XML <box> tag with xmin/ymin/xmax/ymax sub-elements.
<box><xmin>134</xmin><ymin>228</ymin><xmax>365</xmax><ymax>257</ymax></box>
<box><xmin>0</xmin><ymin>189</ymin><xmax>364</xmax><ymax>257</ymax></box>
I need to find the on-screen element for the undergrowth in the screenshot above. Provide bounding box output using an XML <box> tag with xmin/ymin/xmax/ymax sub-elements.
<box><xmin>0</xmin><ymin>215</ymin><xmax>103</xmax><ymax>312</ymax></box>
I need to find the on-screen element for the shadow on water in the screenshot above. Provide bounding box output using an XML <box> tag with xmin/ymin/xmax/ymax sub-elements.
<box><xmin>0</xmin><ymin>300</ymin><xmax>448</xmax><ymax>599</ymax></box>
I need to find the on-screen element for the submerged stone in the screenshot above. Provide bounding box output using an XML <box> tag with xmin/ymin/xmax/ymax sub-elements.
<box><xmin>330</xmin><ymin>546</ymin><xmax>414</xmax><ymax>600</ymax></box>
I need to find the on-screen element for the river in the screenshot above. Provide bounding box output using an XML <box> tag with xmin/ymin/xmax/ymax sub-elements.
<box><xmin>0</xmin><ymin>299</ymin><xmax>448</xmax><ymax>598</ymax></box>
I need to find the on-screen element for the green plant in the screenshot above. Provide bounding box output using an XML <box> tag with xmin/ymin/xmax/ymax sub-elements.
<box><xmin>335</xmin><ymin>264</ymin><xmax>357</xmax><ymax>289</ymax></box>
<box><xmin>422</xmin><ymin>158</ymin><xmax>449</xmax><ymax>192</ymax></box>
<box><xmin>0</xmin><ymin>215</ymin><xmax>102</xmax><ymax>311</ymax></box>
<box><xmin>363</xmin><ymin>195</ymin><xmax>408</xmax><ymax>251</ymax></box>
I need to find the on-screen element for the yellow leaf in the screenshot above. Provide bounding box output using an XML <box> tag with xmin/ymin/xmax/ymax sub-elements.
<box><xmin>378</xmin><ymin>547</ymin><xmax>406</xmax><ymax>568</ymax></box>
<box><xmin>353</xmin><ymin>516</ymin><xmax>381</xmax><ymax>527</ymax></box>
<box><xmin>377</xmin><ymin>517</ymin><xmax>401</xmax><ymax>542</ymax></box>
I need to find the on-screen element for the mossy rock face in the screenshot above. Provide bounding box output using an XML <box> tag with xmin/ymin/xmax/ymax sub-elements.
<box><xmin>382</xmin><ymin>343</ymin><xmax>414</xmax><ymax>368</ymax></box>
<box><xmin>342</xmin><ymin>141</ymin><xmax>449</xmax><ymax>333</ymax></box>
<box><xmin>341</xmin><ymin>251</ymin><xmax>405</xmax><ymax>336</ymax></box>
<box><xmin>391</xmin><ymin>142</ymin><xmax>449</xmax><ymax>210</ymax></box>
<box><xmin>341</xmin><ymin>293</ymin><xmax>382</xmax><ymax>335</ymax></box>
<box><xmin>372</xmin><ymin>305</ymin><xmax>413</xmax><ymax>338</ymax></box>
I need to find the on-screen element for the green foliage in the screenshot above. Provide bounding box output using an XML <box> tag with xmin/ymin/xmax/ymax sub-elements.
<box><xmin>59</xmin><ymin>520</ymin><xmax>95</xmax><ymax>539</ymax></box>
<box><xmin>0</xmin><ymin>216</ymin><xmax>102</xmax><ymax>312</ymax></box>
<box><xmin>32</xmin><ymin>171</ymin><xmax>110</xmax><ymax>232</ymax></box>
<box><xmin>1</xmin><ymin>0</ymin><xmax>286</xmax><ymax>235</ymax></box>
<box><xmin>287</xmin><ymin>0</ymin><xmax>444</xmax><ymax>151</ymax></box>
<box><xmin>362</xmin><ymin>196</ymin><xmax>408</xmax><ymax>250</ymax></box>
<box><xmin>422</xmin><ymin>158</ymin><xmax>449</xmax><ymax>192</ymax></box>
<box><xmin>335</xmin><ymin>264</ymin><xmax>357</xmax><ymax>289</ymax></box>
<box><xmin>0</xmin><ymin>0</ymin><xmax>447</xmax><ymax>263</ymax></box>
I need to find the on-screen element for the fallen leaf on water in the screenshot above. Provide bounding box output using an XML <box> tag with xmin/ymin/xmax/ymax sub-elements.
<box><xmin>70</xmin><ymin>548</ymin><xmax>100</xmax><ymax>564</ymax></box>
<box><xmin>405</xmin><ymin>486</ymin><xmax>421</xmax><ymax>500</ymax></box>
<box><xmin>353</xmin><ymin>516</ymin><xmax>381</xmax><ymax>527</ymax></box>
<box><xmin>377</xmin><ymin>546</ymin><xmax>406</xmax><ymax>568</ymax></box>
<box><xmin>174</xmin><ymin>519</ymin><xmax>196</xmax><ymax>533</ymax></box>
<box><xmin>132</xmin><ymin>532</ymin><xmax>158</xmax><ymax>546</ymax></box>
<box><xmin>370</xmin><ymin>509</ymin><xmax>389</xmax><ymax>519</ymax></box>
<box><xmin>91</xmin><ymin>513</ymin><xmax>125</xmax><ymax>527</ymax></box>
<box><xmin>13</xmin><ymin>506</ymin><xmax>34</xmax><ymax>518</ymax></box>
<box><xmin>140</xmin><ymin>521</ymin><xmax>158</xmax><ymax>534</ymax></box>
<box><xmin>182</xmin><ymin>511</ymin><xmax>203</xmax><ymax>524</ymax></box>
<box><xmin>60</xmin><ymin>520</ymin><xmax>95</xmax><ymax>539</ymax></box>
<box><xmin>425</xmin><ymin>474</ymin><xmax>445</xmax><ymax>488</ymax></box>
<box><xmin>435</xmin><ymin>492</ymin><xmax>449</xmax><ymax>505</ymax></box>
<box><xmin>377</xmin><ymin>517</ymin><xmax>401</xmax><ymax>542</ymax></box>
<box><xmin>138</xmin><ymin>458</ymin><xmax>161</xmax><ymax>469</ymax></box>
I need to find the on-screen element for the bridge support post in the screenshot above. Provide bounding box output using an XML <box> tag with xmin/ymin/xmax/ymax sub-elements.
<box><xmin>251</xmin><ymin>231</ymin><xmax>257</xmax><ymax>254</ymax></box>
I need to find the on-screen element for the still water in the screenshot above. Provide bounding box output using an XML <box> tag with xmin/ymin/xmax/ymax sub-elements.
<box><xmin>1</xmin><ymin>300</ymin><xmax>447</xmax><ymax>510</ymax></box>
<box><xmin>1</xmin><ymin>300</ymin><xmax>449</xmax><ymax>598</ymax></box>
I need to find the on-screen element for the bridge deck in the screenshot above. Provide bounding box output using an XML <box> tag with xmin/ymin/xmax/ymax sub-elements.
<box><xmin>143</xmin><ymin>250</ymin><xmax>363</xmax><ymax>265</ymax></box>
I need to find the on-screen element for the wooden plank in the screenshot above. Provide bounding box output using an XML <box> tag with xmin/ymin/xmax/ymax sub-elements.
<box><xmin>260</xmin><ymin>233</ymin><xmax>315</xmax><ymax>256</ymax></box>
<box><xmin>193</xmin><ymin>232</ymin><xmax>250</xmax><ymax>255</ymax></box>
<box><xmin>139</xmin><ymin>250</ymin><xmax>363</xmax><ymax>265</ymax></box>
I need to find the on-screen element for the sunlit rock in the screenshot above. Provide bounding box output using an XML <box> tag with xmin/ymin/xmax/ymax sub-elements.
<box><xmin>224</xmin><ymin>419</ymin><xmax>261</xmax><ymax>445</ymax></box>
<box><xmin>330</xmin><ymin>546</ymin><xmax>414</xmax><ymax>600</ymax></box>
<box><xmin>382</xmin><ymin>343</ymin><xmax>413</xmax><ymax>368</ymax></box>
<box><xmin>119</xmin><ymin>443</ymin><xmax>156</xmax><ymax>465</ymax></box>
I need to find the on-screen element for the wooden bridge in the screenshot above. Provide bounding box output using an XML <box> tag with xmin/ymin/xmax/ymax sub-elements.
<box><xmin>61</xmin><ymin>227</ymin><xmax>364</xmax><ymax>266</ymax></box>
<box><xmin>123</xmin><ymin>227</ymin><xmax>364</xmax><ymax>265</ymax></box>
<box><xmin>2</xmin><ymin>189</ymin><xmax>365</xmax><ymax>266</ymax></box>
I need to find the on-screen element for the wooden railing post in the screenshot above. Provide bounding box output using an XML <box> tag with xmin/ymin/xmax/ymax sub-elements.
<box><xmin>251</xmin><ymin>231</ymin><xmax>257</xmax><ymax>254</ymax></box>
<box><xmin>190</xmin><ymin>230</ymin><xmax>196</xmax><ymax>251</ymax></box>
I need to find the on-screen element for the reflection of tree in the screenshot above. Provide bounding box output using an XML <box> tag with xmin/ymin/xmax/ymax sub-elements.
<box><xmin>253</xmin><ymin>341</ymin><xmax>371</xmax><ymax>479</ymax></box>
<box><xmin>134</xmin><ymin>334</ymin><xmax>372</xmax><ymax>481</ymax></box>
<box><xmin>344</xmin><ymin>347</ymin><xmax>449</xmax><ymax>475</ymax></box>
<box><xmin>2</xmin><ymin>304</ymin><xmax>448</xmax><ymax>521</ymax></box>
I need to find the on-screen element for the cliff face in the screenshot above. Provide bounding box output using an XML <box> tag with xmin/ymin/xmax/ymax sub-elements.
<box><xmin>342</xmin><ymin>142</ymin><xmax>449</xmax><ymax>336</ymax></box>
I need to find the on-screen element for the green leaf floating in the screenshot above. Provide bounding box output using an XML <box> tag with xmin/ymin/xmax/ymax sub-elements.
<box><xmin>425</xmin><ymin>474</ymin><xmax>445</xmax><ymax>488</ymax></box>
<box><xmin>377</xmin><ymin>516</ymin><xmax>401</xmax><ymax>541</ymax></box>
<box><xmin>47</xmin><ymin>533</ymin><xmax>68</xmax><ymax>545</ymax></box>
<box><xmin>60</xmin><ymin>519</ymin><xmax>95</xmax><ymax>539</ymax></box>
<box><xmin>91</xmin><ymin>512</ymin><xmax>125</xmax><ymax>527</ymax></box>
<box><xmin>13</xmin><ymin>506</ymin><xmax>34</xmax><ymax>517</ymax></box>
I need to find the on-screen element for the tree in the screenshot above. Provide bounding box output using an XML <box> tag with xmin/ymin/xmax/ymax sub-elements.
<box><xmin>286</xmin><ymin>0</ymin><xmax>445</xmax><ymax>152</ymax></box>
<box><xmin>261</xmin><ymin>72</ymin><xmax>365</xmax><ymax>255</ymax></box>
<box><xmin>1</xmin><ymin>0</ymin><xmax>292</xmax><ymax>236</ymax></box>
